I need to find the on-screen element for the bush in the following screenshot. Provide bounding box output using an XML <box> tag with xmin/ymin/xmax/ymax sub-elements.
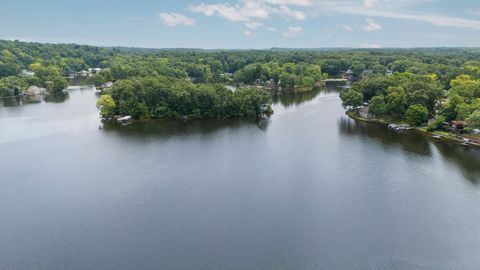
<box><xmin>426</xmin><ymin>115</ymin><xmax>446</xmax><ymax>131</ymax></box>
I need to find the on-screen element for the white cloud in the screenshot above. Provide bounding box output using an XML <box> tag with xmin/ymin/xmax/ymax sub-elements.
<box><xmin>245</xmin><ymin>21</ymin><xmax>263</xmax><ymax>30</ymax></box>
<box><xmin>336</xmin><ymin>24</ymin><xmax>353</xmax><ymax>31</ymax></box>
<box><xmin>263</xmin><ymin>0</ymin><xmax>312</xmax><ymax>6</ymax></box>
<box><xmin>363</xmin><ymin>0</ymin><xmax>391</xmax><ymax>9</ymax></box>
<box><xmin>278</xmin><ymin>5</ymin><xmax>307</xmax><ymax>20</ymax></box>
<box><xmin>283</xmin><ymin>26</ymin><xmax>303</xmax><ymax>37</ymax></box>
<box><xmin>364</xmin><ymin>0</ymin><xmax>380</xmax><ymax>8</ymax></box>
<box><xmin>244</xmin><ymin>29</ymin><xmax>253</xmax><ymax>36</ymax></box>
<box><xmin>467</xmin><ymin>9</ymin><xmax>480</xmax><ymax>16</ymax></box>
<box><xmin>190</xmin><ymin>2</ymin><xmax>268</xmax><ymax>22</ymax></box>
<box><xmin>157</xmin><ymin>13</ymin><xmax>195</xmax><ymax>27</ymax></box>
<box><xmin>362</xmin><ymin>18</ymin><xmax>382</xmax><ymax>31</ymax></box>
<box><xmin>363</xmin><ymin>0</ymin><xmax>424</xmax><ymax>9</ymax></box>
<box><xmin>326</xmin><ymin>3</ymin><xmax>480</xmax><ymax>30</ymax></box>
<box><xmin>190</xmin><ymin>1</ymin><xmax>307</xmax><ymax>23</ymax></box>
<box><xmin>362</xmin><ymin>43</ymin><xmax>383</xmax><ymax>48</ymax></box>
<box><xmin>266</xmin><ymin>27</ymin><xmax>277</xmax><ymax>32</ymax></box>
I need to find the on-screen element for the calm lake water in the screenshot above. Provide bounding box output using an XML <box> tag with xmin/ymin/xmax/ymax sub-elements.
<box><xmin>1</xmin><ymin>86</ymin><xmax>480</xmax><ymax>270</ymax></box>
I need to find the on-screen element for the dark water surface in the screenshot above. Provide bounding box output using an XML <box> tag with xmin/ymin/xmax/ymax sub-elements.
<box><xmin>1</xmin><ymin>87</ymin><xmax>480</xmax><ymax>270</ymax></box>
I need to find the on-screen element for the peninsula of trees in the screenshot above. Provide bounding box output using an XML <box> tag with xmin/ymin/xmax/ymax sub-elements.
<box><xmin>340</xmin><ymin>67</ymin><xmax>480</xmax><ymax>132</ymax></box>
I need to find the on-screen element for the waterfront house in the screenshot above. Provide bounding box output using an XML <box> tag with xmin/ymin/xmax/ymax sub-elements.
<box><xmin>344</xmin><ymin>69</ymin><xmax>353</xmax><ymax>80</ymax></box>
<box><xmin>451</xmin><ymin>120</ymin><xmax>465</xmax><ymax>131</ymax></box>
<box><xmin>88</xmin><ymin>68</ymin><xmax>102</xmax><ymax>74</ymax></box>
<box><xmin>443</xmin><ymin>120</ymin><xmax>465</xmax><ymax>132</ymax></box>
<box><xmin>102</xmin><ymin>81</ymin><xmax>113</xmax><ymax>88</ymax></box>
<box><xmin>78</xmin><ymin>70</ymin><xmax>88</xmax><ymax>77</ymax></box>
<box><xmin>359</xmin><ymin>106</ymin><xmax>375</xmax><ymax>119</ymax></box>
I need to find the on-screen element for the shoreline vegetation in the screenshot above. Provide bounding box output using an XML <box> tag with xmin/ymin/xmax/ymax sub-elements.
<box><xmin>340</xmin><ymin>70</ymin><xmax>480</xmax><ymax>149</ymax></box>
<box><xmin>346</xmin><ymin>111</ymin><xmax>480</xmax><ymax>149</ymax></box>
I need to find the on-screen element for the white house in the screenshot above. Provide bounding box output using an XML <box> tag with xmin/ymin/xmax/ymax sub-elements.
<box><xmin>22</xmin><ymin>70</ymin><xmax>35</xmax><ymax>77</ymax></box>
<box><xmin>102</xmin><ymin>81</ymin><xmax>113</xmax><ymax>88</ymax></box>
<box><xmin>78</xmin><ymin>70</ymin><xmax>89</xmax><ymax>76</ymax></box>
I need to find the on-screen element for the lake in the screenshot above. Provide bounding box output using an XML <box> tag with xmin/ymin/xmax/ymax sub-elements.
<box><xmin>1</xmin><ymin>86</ymin><xmax>480</xmax><ymax>270</ymax></box>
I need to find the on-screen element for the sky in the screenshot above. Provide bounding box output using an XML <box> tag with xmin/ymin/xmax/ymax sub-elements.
<box><xmin>1</xmin><ymin>0</ymin><xmax>480</xmax><ymax>49</ymax></box>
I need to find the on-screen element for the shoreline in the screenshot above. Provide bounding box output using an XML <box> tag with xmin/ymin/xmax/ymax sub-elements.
<box><xmin>346</xmin><ymin>111</ymin><xmax>480</xmax><ymax>149</ymax></box>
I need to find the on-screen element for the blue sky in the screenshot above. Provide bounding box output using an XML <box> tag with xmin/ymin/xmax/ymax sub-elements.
<box><xmin>1</xmin><ymin>0</ymin><xmax>480</xmax><ymax>49</ymax></box>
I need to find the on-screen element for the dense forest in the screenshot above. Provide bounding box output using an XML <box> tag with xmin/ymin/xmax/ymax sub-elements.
<box><xmin>2</xmin><ymin>39</ymin><xmax>480</xmax><ymax>126</ymax></box>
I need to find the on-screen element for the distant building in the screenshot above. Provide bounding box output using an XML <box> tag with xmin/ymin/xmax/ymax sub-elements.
<box><xmin>78</xmin><ymin>70</ymin><xmax>89</xmax><ymax>77</ymax></box>
<box><xmin>22</xmin><ymin>70</ymin><xmax>35</xmax><ymax>77</ymax></box>
<box><xmin>386</xmin><ymin>70</ymin><xmax>393</xmax><ymax>76</ymax></box>
<box><xmin>220</xmin><ymin>73</ymin><xmax>233</xmax><ymax>79</ymax></box>
<box><xmin>361</xmin><ymin>69</ymin><xmax>370</xmax><ymax>78</ymax></box>
<box><xmin>88</xmin><ymin>68</ymin><xmax>102</xmax><ymax>74</ymax></box>
<box><xmin>359</xmin><ymin>105</ymin><xmax>374</xmax><ymax>119</ymax></box>
<box><xmin>102</xmin><ymin>81</ymin><xmax>113</xmax><ymax>88</ymax></box>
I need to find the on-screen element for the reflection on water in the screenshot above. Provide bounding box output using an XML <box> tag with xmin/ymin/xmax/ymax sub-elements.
<box><xmin>102</xmin><ymin>117</ymin><xmax>266</xmax><ymax>140</ymax></box>
<box><xmin>272</xmin><ymin>87</ymin><xmax>337</xmax><ymax>107</ymax></box>
<box><xmin>68</xmin><ymin>76</ymin><xmax>94</xmax><ymax>86</ymax></box>
<box><xmin>0</xmin><ymin>93</ymin><xmax>70</xmax><ymax>107</ymax></box>
<box><xmin>433</xmin><ymin>141</ymin><xmax>480</xmax><ymax>183</ymax></box>
<box><xmin>338</xmin><ymin>115</ymin><xmax>480</xmax><ymax>183</ymax></box>
<box><xmin>338</xmin><ymin>117</ymin><xmax>433</xmax><ymax>156</ymax></box>
<box><xmin>44</xmin><ymin>93</ymin><xmax>70</xmax><ymax>103</ymax></box>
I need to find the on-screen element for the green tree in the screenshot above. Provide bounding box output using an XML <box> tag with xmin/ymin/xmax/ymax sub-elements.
<box><xmin>350</xmin><ymin>61</ymin><xmax>366</xmax><ymax>77</ymax></box>
<box><xmin>369</xmin><ymin>95</ymin><xmax>387</xmax><ymax>117</ymax></box>
<box><xmin>386</xmin><ymin>86</ymin><xmax>408</xmax><ymax>116</ymax></box>
<box><xmin>466</xmin><ymin>110</ymin><xmax>480</xmax><ymax>128</ymax></box>
<box><xmin>96</xmin><ymin>95</ymin><xmax>116</xmax><ymax>119</ymax></box>
<box><xmin>406</xmin><ymin>104</ymin><xmax>429</xmax><ymax>126</ymax></box>
<box><xmin>426</xmin><ymin>115</ymin><xmax>446</xmax><ymax>131</ymax></box>
<box><xmin>340</xmin><ymin>89</ymin><xmax>363</xmax><ymax>109</ymax></box>
<box><xmin>371</xmin><ymin>64</ymin><xmax>386</xmax><ymax>75</ymax></box>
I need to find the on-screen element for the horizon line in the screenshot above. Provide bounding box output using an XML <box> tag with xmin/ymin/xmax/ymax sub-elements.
<box><xmin>2</xmin><ymin>39</ymin><xmax>480</xmax><ymax>51</ymax></box>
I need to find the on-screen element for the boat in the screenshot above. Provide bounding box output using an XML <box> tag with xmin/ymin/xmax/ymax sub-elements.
<box><xmin>388</xmin><ymin>123</ymin><xmax>411</xmax><ymax>132</ymax></box>
<box><xmin>388</xmin><ymin>124</ymin><xmax>398</xmax><ymax>130</ymax></box>
<box><xmin>117</xmin><ymin>116</ymin><xmax>132</xmax><ymax>123</ymax></box>
<box><xmin>432</xmin><ymin>135</ymin><xmax>442</xmax><ymax>139</ymax></box>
